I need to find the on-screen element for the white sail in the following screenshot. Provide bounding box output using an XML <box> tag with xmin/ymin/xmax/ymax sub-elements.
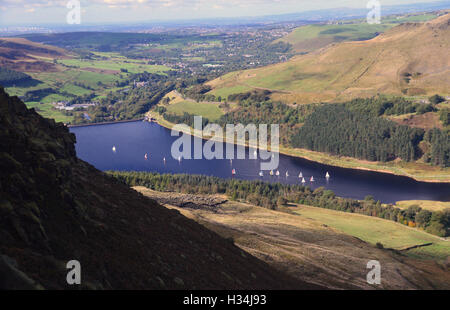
<box><xmin>270</xmin><ymin>170</ymin><xmax>274</xmax><ymax>176</ymax></box>
<box><xmin>286</xmin><ymin>171</ymin><xmax>289</xmax><ymax>177</ymax></box>
<box><xmin>259</xmin><ymin>171</ymin><xmax>263</xmax><ymax>177</ymax></box>
<box><xmin>310</xmin><ymin>176</ymin><xmax>315</xmax><ymax>182</ymax></box>
<box><xmin>326</xmin><ymin>172</ymin><xmax>330</xmax><ymax>179</ymax></box>
<box><xmin>299</xmin><ymin>172</ymin><xmax>303</xmax><ymax>178</ymax></box>
<box><xmin>276</xmin><ymin>170</ymin><xmax>280</xmax><ymax>176</ymax></box>
<box><xmin>112</xmin><ymin>146</ymin><xmax>116</xmax><ymax>152</ymax></box>
<box><xmin>301</xmin><ymin>178</ymin><xmax>306</xmax><ymax>184</ymax></box>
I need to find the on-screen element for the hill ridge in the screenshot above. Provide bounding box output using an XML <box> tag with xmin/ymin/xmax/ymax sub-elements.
<box><xmin>208</xmin><ymin>13</ymin><xmax>450</xmax><ymax>104</ymax></box>
<box><xmin>0</xmin><ymin>88</ymin><xmax>319</xmax><ymax>290</ymax></box>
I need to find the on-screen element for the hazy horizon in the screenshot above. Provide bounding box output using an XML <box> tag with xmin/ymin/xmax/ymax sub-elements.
<box><xmin>0</xmin><ymin>0</ymin><xmax>448</xmax><ymax>26</ymax></box>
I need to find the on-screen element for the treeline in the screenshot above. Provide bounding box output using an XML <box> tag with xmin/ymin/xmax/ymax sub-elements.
<box><xmin>291</xmin><ymin>104</ymin><xmax>425</xmax><ymax>162</ymax></box>
<box><xmin>218</xmin><ymin>97</ymin><xmax>317</xmax><ymax>145</ymax></box>
<box><xmin>163</xmin><ymin>112</ymin><xmax>210</xmax><ymax>128</ymax></box>
<box><xmin>108</xmin><ymin>171</ymin><xmax>450</xmax><ymax>237</ymax></box>
<box><xmin>72</xmin><ymin>75</ymin><xmax>174</xmax><ymax>124</ymax></box>
<box><xmin>180</xmin><ymin>85</ymin><xmax>216</xmax><ymax>102</ymax></box>
<box><xmin>0</xmin><ymin>67</ymin><xmax>32</xmax><ymax>87</ymax></box>
<box><xmin>424</xmin><ymin>129</ymin><xmax>450</xmax><ymax>167</ymax></box>
<box><xmin>344</xmin><ymin>97</ymin><xmax>435</xmax><ymax>116</ymax></box>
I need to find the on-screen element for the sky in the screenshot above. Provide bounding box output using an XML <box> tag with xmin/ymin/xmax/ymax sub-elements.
<box><xmin>0</xmin><ymin>0</ymin><xmax>443</xmax><ymax>26</ymax></box>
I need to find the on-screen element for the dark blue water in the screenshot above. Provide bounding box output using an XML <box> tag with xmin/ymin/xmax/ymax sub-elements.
<box><xmin>70</xmin><ymin>121</ymin><xmax>450</xmax><ymax>204</ymax></box>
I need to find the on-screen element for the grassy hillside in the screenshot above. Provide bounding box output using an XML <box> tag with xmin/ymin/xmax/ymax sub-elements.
<box><xmin>293</xmin><ymin>205</ymin><xmax>449</xmax><ymax>260</ymax></box>
<box><xmin>276</xmin><ymin>23</ymin><xmax>391</xmax><ymax>54</ymax></box>
<box><xmin>396</xmin><ymin>200</ymin><xmax>450</xmax><ymax>212</ymax></box>
<box><xmin>208</xmin><ymin>13</ymin><xmax>450</xmax><ymax>105</ymax></box>
<box><xmin>136</xmin><ymin>187</ymin><xmax>450</xmax><ymax>289</ymax></box>
<box><xmin>275</xmin><ymin>13</ymin><xmax>438</xmax><ymax>54</ymax></box>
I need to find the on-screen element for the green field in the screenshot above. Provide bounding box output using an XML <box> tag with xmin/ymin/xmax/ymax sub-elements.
<box><xmin>25</xmin><ymin>102</ymin><xmax>72</xmax><ymax>123</ymax></box>
<box><xmin>294</xmin><ymin>205</ymin><xmax>449</xmax><ymax>261</ymax></box>
<box><xmin>165</xmin><ymin>100</ymin><xmax>224</xmax><ymax>121</ymax></box>
<box><xmin>58</xmin><ymin>58</ymin><xmax>169</xmax><ymax>74</ymax></box>
<box><xmin>208</xmin><ymin>84</ymin><xmax>253</xmax><ymax>99</ymax></box>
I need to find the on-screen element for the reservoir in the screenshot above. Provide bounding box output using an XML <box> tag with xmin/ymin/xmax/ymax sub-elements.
<box><xmin>71</xmin><ymin>121</ymin><xmax>450</xmax><ymax>204</ymax></box>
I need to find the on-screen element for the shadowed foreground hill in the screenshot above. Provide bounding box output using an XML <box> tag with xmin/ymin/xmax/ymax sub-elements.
<box><xmin>0</xmin><ymin>88</ymin><xmax>320</xmax><ymax>290</ymax></box>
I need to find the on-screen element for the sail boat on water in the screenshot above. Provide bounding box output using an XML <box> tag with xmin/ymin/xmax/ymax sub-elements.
<box><xmin>310</xmin><ymin>176</ymin><xmax>315</xmax><ymax>182</ymax></box>
<box><xmin>112</xmin><ymin>146</ymin><xmax>117</xmax><ymax>152</ymax></box>
<box><xmin>299</xmin><ymin>172</ymin><xmax>303</xmax><ymax>178</ymax></box>
<box><xmin>259</xmin><ymin>171</ymin><xmax>264</xmax><ymax>177</ymax></box>
<box><xmin>326</xmin><ymin>172</ymin><xmax>330</xmax><ymax>179</ymax></box>
<box><xmin>276</xmin><ymin>170</ymin><xmax>280</xmax><ymax>176</ymax></box>
<box><xmin>285</xmin><ymin>171</ymin><xmax>289</xmax><ymax>177</ymax></box>
<box><xmin>270</xmin><ymin>170</ymin><xmax>274</xmax><ymax>176</ymax></box>
<box><xmin>144</xmin><ymin>153</ymin><xmax>148</xmax><ymax>160</ymax></box>
<box><xmin>301</xmin><ymin>178</ymin><xmax>306</xmax><ymax>184</ymax></box>
<box><xmin>232</xmin><ymin>169</ymin><xmax>236</xmax><ymax>176</ymax></box>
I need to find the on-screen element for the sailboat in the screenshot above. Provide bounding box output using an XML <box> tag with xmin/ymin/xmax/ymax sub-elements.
<box><xmin>326</xmin><ymin>172</ymin><xmax>330</xmax><ymax>179</ymax></box>
<box><xmin>301</xmin><ymin>178</ymin><xmax>306</xmax><ymax>184</ymax></box>
<box><xmin>253</xmin><ymin>150</ymin><xmax>258</xmax><ymax>157</ymax></box>
<box><xmin>270</xmin><ymin>170</ymin><xmax>274</xmax><ymax>176</ymax></box>
<box><xmin>163</xmin><ymin>157</ymin><xmax>166</xmax><ymax>163</ymax></box>
<box><xmin>178</xmin><ymin>156</ymin><xmax>182</xmax><ymax>163</ymax></box>
<box><xmin>299</xmin><ymin>172</ymin><xmax>303</xmax><ymax>178</ymax></box>
<box><xmin>144</xmin><ymin>153</ymin><xmax>148</xmax><ymax>160</ymax></box>
<box><xmin>112</xmin><ymin>146</ymin><xmax>116</xmax><ymax>152</ymax></box>
<box><xmin>259</xmin><ymin>171</ymin><xmax>264</xmax><ymax>177</ymax></box>
<box><xmin>276</xmin><ymin>170</ymin><xmax>280</xmax><ymax>176</ymax></box>
<box><xmin>232</xmin><ymin>169</ymin><xmax>236</xmax><ymax>176</ymax></box>
<box><xmin>285</xmin><ymin>171</ymin><xmax>289</xmax><ymax>177</ymax></box>
<box><xmin>310</xmin><ymin>176</ymin><xmax>315</xmax><ymax>182</ymax></box>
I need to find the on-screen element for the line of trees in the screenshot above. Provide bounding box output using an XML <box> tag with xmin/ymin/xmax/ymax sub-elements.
<box><xmin>291</xmin><ymin>103</ymin><xmax>425</xmax><ymax>162</ymax></box>
<box><xmin>108</xmin><ymin>171</ymin><xmax>450</xmax><ymax>237</ymax></box>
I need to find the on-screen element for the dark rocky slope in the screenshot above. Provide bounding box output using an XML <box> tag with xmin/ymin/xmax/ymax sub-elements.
<box><xmin>0</xmin><ymin>88</ymin><xmax>320</xmax><ymax>290</ymax></box>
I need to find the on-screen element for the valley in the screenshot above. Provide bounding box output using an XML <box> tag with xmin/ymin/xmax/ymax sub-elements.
<box><xmin>0</xmin><ymin>3</ymin><xmax>449</xmax><ymax>293</ymax></box>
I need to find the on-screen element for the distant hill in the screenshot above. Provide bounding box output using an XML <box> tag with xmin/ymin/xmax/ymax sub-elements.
<box><xmin>0</xmin><ymin>37</ymin><xmax>70</xmax><ymax>72</ymax></box>
<box><xmin>208</xmin><ymin>13</ymin><xmax>450</xmax><ymax>104</ymax></box>
<box><xmin>275</xmin><ymin>23</ymin><xmax>392</xmax><ymax>54</ymax></box>
<box><xmin>0</xmin><ymin>88</ymin><xmax>318</xmax><ymax>290</ymax></box>
<box><xmin>274</xmin><ymin>12</ymin><xmax>440</xmax><ymax>55</ymax></box>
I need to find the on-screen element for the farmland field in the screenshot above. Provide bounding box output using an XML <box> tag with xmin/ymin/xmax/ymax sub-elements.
<box><xmin>165</xmin><ymin>100</ymin><xmax>224</xmax><ymax>121</ymax></box>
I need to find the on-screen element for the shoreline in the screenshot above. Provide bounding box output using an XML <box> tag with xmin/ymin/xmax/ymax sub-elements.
<box><xmin>67</xmin><ymin>118</ymin><xmax>145</xmax><ymax>128</ymax></box>
<box><xmin>151</xmin><ymin>114</ymin><xmax>450</xmax><ymax>184</ymax></box>
<box><xmin>70</xmin><ymin>116</ymin><xmax>450</xmax><ymax>184</ymax></box>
